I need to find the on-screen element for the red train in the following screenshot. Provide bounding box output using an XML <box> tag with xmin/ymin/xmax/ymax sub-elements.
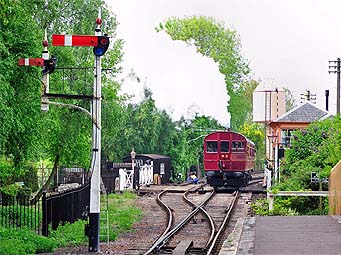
<box><xmin>203</xmin><ymin>131</ymin><xmax>256</xmax><ymax>189</ymax></box>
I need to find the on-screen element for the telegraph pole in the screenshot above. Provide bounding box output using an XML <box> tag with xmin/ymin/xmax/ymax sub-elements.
<box><xmin>328</xmin><ymin>58</ymin><xmax>341</xmax><ymax>115</ymax></box>
<box><xmin>300</xmin><ymin>90</ymin><xmax>316</xmax><ymax>104</ymax></box>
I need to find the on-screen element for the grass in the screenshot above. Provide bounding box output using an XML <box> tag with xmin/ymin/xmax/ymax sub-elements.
<box><xmin>101</xmin><ymin>191</ymin><xmax>142</xmax><ymax>241</ymax></box>
<box><xmin>0</xmin><ymin>191</ymin><xmax>142</xmax><ymax>254</ymax></box>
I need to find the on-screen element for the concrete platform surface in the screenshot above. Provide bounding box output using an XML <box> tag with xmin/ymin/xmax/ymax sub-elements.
<box><xmin>253</xmin><ymin>216</ymin><xmax>341</xmax><ymax>255</ymax></box>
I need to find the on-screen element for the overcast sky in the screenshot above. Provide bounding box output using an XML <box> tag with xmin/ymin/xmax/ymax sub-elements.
<box><xmin>106</xmin><ymin>0</ymin><xmax>341</xmax><ymax>126</ymax></box>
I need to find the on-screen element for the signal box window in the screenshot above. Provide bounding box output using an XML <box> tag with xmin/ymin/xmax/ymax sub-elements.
<box><xmin>220</xmin><ymin>141</ymin><xmax>229</xmax><ymax>152</ymax></box>
<box><xmin>232</xmin><ymin>141</ymin><xmax>245</xmax><ymax>151</ymax></box>
<box><xmin>206</xmin><ymin>141</ymin><xmax>218</xmax><ymax>152</ymax></box>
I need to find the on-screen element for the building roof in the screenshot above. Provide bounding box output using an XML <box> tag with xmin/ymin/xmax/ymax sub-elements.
<box><xmin>272</xmin><ymin>101</ymin><xmax>330</xmax><ymax>123</ymax></box>
<box><xmin>122</xmin><ymin>154</ymin><xmax>170</xmax><ymax>161</ymax></box>
<box><xmin>137</xmin><ymin>154</ymin><xmax>170</xmax><ymax>159</ymax></box>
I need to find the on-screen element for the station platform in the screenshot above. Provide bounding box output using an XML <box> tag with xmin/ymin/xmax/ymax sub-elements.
<box><xmin>238</xmin><ymin>215</ymin><xmax>341</xmax><ymax>255</ymax></box>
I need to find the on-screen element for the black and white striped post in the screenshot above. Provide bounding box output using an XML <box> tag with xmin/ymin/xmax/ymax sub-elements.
<box><xmin>52</xmin><ymin>8</ymin><xmax>109</xmax><ymax>252</ymax></box>
<box><xmin>89</xmin><ymin>9</ymin><xmax>103</xmax><ymax>252</ymax></box>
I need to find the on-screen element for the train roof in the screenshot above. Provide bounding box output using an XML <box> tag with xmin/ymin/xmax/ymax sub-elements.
<box><xmin>204</xmin><ymin>131</ymin><xmax>255</xmax><ymax>146</ymax></box>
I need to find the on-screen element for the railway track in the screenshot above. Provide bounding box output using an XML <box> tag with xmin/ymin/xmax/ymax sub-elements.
<box><xmin>141</xmin><ymin>187</ymin><xmax>241</xmax><ymax>255</ymax></box>
<box><xmin>108</xmin><ymin>174</ymin><xmax>264</xmax><ymax>255</ymax></box>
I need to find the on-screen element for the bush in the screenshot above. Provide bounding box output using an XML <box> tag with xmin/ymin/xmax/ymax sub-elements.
<box><xmin>0</xmin><ymin>183</ymin><xmax>20</xmax><ymax>196</ymax></box>
<box><xmin>49</xmin><ymin>220</ymin><xmax>88</xmax><ymax>247</ymax></box>
<box><xmin>0</xmin><ymin>227</ymin><xmax>57</xmax><ymax>255</ymax></box>
<box><xmin>251</xmin><ymin>198</ymin><xmax>299</xmax><ymax>216</ymax></box>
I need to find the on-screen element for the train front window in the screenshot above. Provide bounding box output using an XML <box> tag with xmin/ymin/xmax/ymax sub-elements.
<box><xmin>220</xmin><ymin>141</ymin><xmax>229</xmax><ymax>152</ymax></box>
<box><xmin>206</xmin><ymin>141</ymin><xmax>218</xmax><ymax>152</ymax></box>
<box><xmin>232</xmin><ymin>141</ymin><xmax>245</xmax><ymax>151</ymax></box>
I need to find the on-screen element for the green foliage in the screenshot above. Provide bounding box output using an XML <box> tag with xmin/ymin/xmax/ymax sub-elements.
<box><xmin>0</xmin><ymin>183</ymin><xmax>20</xmax><ymax>196</ymax></box>
<box><xmin>0</xmin><ymin>227</ymin><xmax>57</xmax><ymax>255</ymax></box>
<box><xmin>251</xmin><ymin>199</ymin><xmax>269</xmax><ymax>216</ymax></box>
<box><xmin>284</xmin><ymin>116</ymin><xmax>341</xmax><ymax>181</ymax></box>
<box><xmin>251</xmin><ymin>198</ymin><xmax>299</xmax><ymax>216</ymax></box>
<box><xmin>0</xmin><ymin>0</ymin><xmax>124</xmax><ymax>183</ymax></box>
<box><xmin>272</xmin><ymin>116</ymin><xmax>341</xmax><ymax>214</ymax></box>
<box><xmin>284</xmin><ymin>87</ymin><xmax>296</xmax><ymax>111</ymax></box>
<box><xmin>287</xmin><ymin>118</ymin><xmax>333</xmax><ymax>165</ymax></box>
<box><xmin>170</xmin><ymin>115</ymin><xmax>224</xmax><ymax>178</ymax></box>
<box><xmin>157</xmin><ymin>16</ymin><xmax>251</xmax><ymax>130</ymax></box>
<box><xmin>0</xmin><ymin>157</ymin><xmax>38</xmax><ymax>193</ymax></box>
<box><xmin>49</xmin><ymin>220</ymin><xmax>88</xmax><ymax>247</ymax></box>
<box><xmin>238</xmin><ymin>121</ymin><xmax>265</xmax><ymax>169</ymax></box>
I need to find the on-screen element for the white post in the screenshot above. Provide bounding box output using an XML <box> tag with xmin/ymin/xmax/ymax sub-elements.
<box><xmin>89</xmin><ymin>8</ymin><xmax>102</xmax><ymax>252</ymax></box>
<box><xmin>148</xmin><ymin>161</ymin><xmax>154</xmax><ymax>184</ymax></box>
<box><xmin>41</xmin><ymin>29</ymin><xmax>49</xmax><ymax>112</ymax></box>
<box><xmin>269</xmin><ymin>194</ymin><xmax>274</xmax><ymax>211</ymax></box>
<box><xmin>119</xmin><ymin>168</ymin><xmax>126</xmax><ymax>191</ymax></box>
<box><xmin>266</xmin><ymin>168</ymin><xmax>272</xmax><ymax>200</ymax></box>
<box><xmin>274</xmin><ymin>144</ymin><xmax>278</xmax><ymax>183</ymax></box>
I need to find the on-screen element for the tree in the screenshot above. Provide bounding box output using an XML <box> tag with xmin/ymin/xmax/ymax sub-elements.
<box><xmin>238</xmin><ymin>121</ymin><xmax>264</xmax><ymax>169</ymax></box>
<box><xmin>170</xmin><ymin>114</ymin><xmax>224</xmax><ymax>178</ymax></box>
<box><xmin>0</xmin><ymin>0</ymin><xmax>124</xmax><ymax>191</ymax></box>
<box><xmin>284</xmin><ymin>87</ymin><xmax>296</xmax><ymax>111</ymax></box>
<box><xmin>272</xmin><ymin>117</ymin><xmax>341</xmax><ymax>215</ymax></box>
<box><xmin>0</xmin><ymin>0</ymin><xmax>43</xmax><ymax>165</ymax></box>
<box><xmin>230</xmin><ymin>79</ymin><xmax>259</xmax><ymax>129</ymax></box>
<box><xmin>157</xmin><ymin>16</ymin><xmax>250</xmax><ymax>130</ymax></box>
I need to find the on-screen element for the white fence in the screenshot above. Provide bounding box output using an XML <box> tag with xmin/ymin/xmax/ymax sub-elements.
<box><xmin>139</xmin><ymin>162</ymin><xmax>153</xmax><ymax>187</ymax></box>
<box><xmin>118</xmin><ymin>162</ymin><xmax>154</xmax><ymax>191</ymax></box>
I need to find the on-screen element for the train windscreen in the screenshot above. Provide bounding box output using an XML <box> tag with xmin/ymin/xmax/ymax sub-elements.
<box><xmin>206</xmin><ymin>141</ymin><xmax>218</xmax><ymax>152</ymax></box>
<box><xmin>220</xmin><ymin>141</ymin><xmax>229</xmax><ymax>152</ymax></box>
<box><xmin>231</xmin><ymin>141</ymin><xmax>245</xmax><ymax>151</ymax></box>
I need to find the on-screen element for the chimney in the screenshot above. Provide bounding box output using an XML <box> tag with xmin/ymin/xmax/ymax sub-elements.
<box><xmin>325</xmin><ymin>90</ymin><xmax>329</xmax><ymax>111</ymax></box>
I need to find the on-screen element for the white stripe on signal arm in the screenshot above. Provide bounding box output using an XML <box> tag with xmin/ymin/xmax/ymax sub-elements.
<box><xmin>65</xmin><ymin>35</ymin><xmax>72</xmax><ymax>46</ymax></box>
<box><xmin>24</xmin><ymin>58</ymin><xmax>29</xmax><ymax>66</ymax></box>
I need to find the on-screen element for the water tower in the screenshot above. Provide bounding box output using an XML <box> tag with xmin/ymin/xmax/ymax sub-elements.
<box><xmin>253</xmin><ymin>83</ymin><xmax>286</xmax><ymax>163</ymax></box>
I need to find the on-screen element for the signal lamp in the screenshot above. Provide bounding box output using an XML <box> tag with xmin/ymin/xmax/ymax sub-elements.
<box><xmin>93</xmin><ymin>35</ymin><xmax>109</xmax><ymax>57</ymax></box>
<box><xmin>42</xmin><ymin>56</ymin><xmax>57</xmax><ymax>75</ymax></box>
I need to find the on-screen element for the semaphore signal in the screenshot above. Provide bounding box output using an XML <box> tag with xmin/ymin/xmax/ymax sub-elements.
<box><xmin>52</xmin><ymin>34</ymin><xmax>98</xmax><ymax>46</ymax></box>
<box><xmin>18</xmin><ymin>58</ymin><xmax>44</xmax><ymax>66</ymax></box>
<box><xmin>52</xmin><ymin>34</ymin><xmax>110</xmax><ymax>56</ymax></box>
<box><xmin>17</xmin><ymin>9</ymin><xmax>108</xmax><ymax>252</ymax></box>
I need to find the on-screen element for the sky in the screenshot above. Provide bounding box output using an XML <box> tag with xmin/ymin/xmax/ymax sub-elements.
<box><xmin>106</xmin><ymin>0</ymin><xmax>341</xmax><ymax>126</ymax></box>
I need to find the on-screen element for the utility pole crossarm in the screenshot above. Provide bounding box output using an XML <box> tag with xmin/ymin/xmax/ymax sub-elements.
<box><xmin>328</xmin><ymin>58</ymin><xmax>341</xmax><ymax>115</ymax></box>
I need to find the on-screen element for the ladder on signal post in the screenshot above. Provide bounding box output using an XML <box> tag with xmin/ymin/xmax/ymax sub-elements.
<box><xmin>100</xmin><ymin>192</ymin><xmax>110</xmax><ymax>244</ymax></box>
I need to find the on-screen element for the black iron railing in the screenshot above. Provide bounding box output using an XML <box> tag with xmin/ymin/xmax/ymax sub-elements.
<box><xmin>42</xmin><ymin>182</ymin><xmax>90</xmax><ymax>236</ymax></box>
<box><xmin>0</xmin><ymin>193</ymin><xmax>42</xmax><ymax>234</ymax></box>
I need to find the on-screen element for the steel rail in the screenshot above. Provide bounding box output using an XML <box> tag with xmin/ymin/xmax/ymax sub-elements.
<box><xmin>156</xmin><ymin>190</ymin><xmax>173</xmax><ymax>239</ymax></box>
<box><xmin>144</xmin><ymin>190</ymin><xmax>174</xmax><ymax>255</ymax></box>
<box><xmin>144</xmin><ymin>190</ymin><xmax>215</xmax><ymax>254</ymax></box>
<box><xmin>183</xmin><ymin>190</ymin><xmax>216</xmax><ymax>247</ymax></box>
<box><xmin>206</xmin><ymin>191</ymin><xmax>240</xmax><ymax>255</ymax></box>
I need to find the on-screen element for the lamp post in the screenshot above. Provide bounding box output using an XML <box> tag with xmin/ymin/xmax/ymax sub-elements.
<box><xmin>267</xmin><ymin>132</ymin><xmax>279</xmax><ymax>183</ymax></box>
<box><xmin>130</xmin><ymin>148</ymin><xmax>136</xmax><ymax>189</ymax></box>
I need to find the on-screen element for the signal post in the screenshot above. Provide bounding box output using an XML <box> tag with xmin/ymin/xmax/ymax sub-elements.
<box><xmin>19</xmin><ymin>9</ymin><xmax>109</xmax><ymax>252</ymax></box>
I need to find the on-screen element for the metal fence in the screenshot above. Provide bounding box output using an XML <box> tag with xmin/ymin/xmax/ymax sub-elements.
<box><xmin>1</xmin><ymin>182</ymin><xmax>90</xmax><ymax>236</ymax></box>
<box><xmin>42</xmin><ymin>182</ymin><xmax>90</xmax><ymax>236</ymax></box>
<box><xmin>0</xmin><ymin>193</ymin><xmax>42</xmax><ymax>234</ymax></box>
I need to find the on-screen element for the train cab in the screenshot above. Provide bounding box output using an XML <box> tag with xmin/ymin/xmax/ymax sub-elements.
<box><xmin>203</xmin><ymin>131</ymin><xmax>255</xmax><ymax>189</ymax></box>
